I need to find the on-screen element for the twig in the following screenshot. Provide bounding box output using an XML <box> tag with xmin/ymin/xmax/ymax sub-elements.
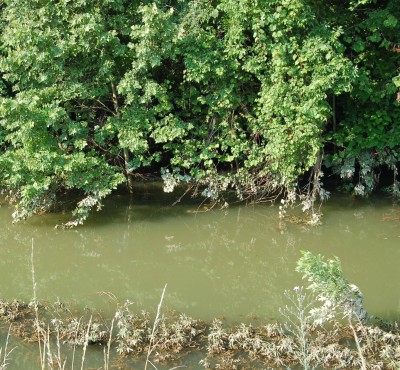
<box><xmin>171</xmin><ymin>183</ymin><xmax>194</xmax><ymax>206</ymax></box>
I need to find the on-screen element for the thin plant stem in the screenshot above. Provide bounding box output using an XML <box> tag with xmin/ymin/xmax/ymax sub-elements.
<box><xmin>147</xmin><ymin>359</ymin><xmax>158</xmax><ymax>370</ymax></box>
<box><xmin>71</xmin><ymin>318</ymin><xmax>82</xmax><ymax>370</ymax></box>
<box><xmin>45</xmin><ymin>326</ymin><xmax>52</xmax><ymax>369</ymax></box>
<box><xmin>31</xmin><ymin>239</ymin><xmax>44</xmax><ymax>370</ymax></box>
<box><xmin>80</xmin><ymin>316</ymin><xmax>92</xmax><ymax>370</ymax></box>
<box><xmin>0</xmin><ymin>325</ymin><xmax>16</xmax><ymax>370</ymax></box>
<box><xmin>349</xmin><ymin>319</ymin><xmax>367</xmax><ymax>370</ymax></box>
<box><xmin>148</xmin><ymin>361</ymin><xmax>186</xmax><ymax>370</ymax></box>
<box><xmin>56</xmin><ymin>327</ymin><xmax>61</xmax><ymax>368</ymax></box>
<box><xmin>55</xmin><ymin>326</ymin><xmax>66</xmax><ymax>370</ymax></box>
<box><xmin>144</xmin><ymin>284</ymin><xmax>167</xmax><ymax>370</ymax></box>
<box><xmin>104</xmin><ymin>318</ymin><xmax>114</xmax><ymax>370</ymax></box>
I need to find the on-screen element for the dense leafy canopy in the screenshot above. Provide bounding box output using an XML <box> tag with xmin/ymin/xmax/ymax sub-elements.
<box><xmin>0</xmin><ymin>0</ymin><xmax>399</xmax><ymax>225</ymax></box>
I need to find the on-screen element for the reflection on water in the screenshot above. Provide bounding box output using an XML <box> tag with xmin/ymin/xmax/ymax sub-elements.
<box><xmin>0</xmin><ymin>186</ymin><xmax>399</xmax><ymax>323</ymax></box>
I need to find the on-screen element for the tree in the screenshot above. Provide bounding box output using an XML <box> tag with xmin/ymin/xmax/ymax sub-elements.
<box><xmin>0</xmin><ymin>0</ymin><xmax>135</xmax><ymax>225</ymax></box>
<box><xmin>0</xmin><ymin>0</ymin><xmax>398</xmax><ymax>225</ymax></box>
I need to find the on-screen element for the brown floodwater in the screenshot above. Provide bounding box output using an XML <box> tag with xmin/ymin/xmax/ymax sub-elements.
<box><xmin>0</xmin><ymin>184</ymin><xmax>399</xmax><ymax>368</ymax></box>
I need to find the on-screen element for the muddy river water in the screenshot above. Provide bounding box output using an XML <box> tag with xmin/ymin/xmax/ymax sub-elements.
<box><xmin>0</xmin><ymin>185</ymin><xmax>399</xmax><ymax>368</ymax></box>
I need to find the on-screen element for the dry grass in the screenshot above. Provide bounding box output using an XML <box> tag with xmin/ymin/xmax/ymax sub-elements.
<box><xmin>0</xmin><ymin>326</ymin><xmax>16</xmax><ymax>370</ymax></box>
<box><xmin>0</xmin><ymin>298</ymin><xmax>398</xmax><ymax>369</ymax></box>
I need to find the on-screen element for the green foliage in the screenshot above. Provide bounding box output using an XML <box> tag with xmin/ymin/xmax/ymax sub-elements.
<box><xmin>325</xmin><ymin>0</ymin><xmax>400</xmax><ymax>196</ymax></box>
<box><xmin>0</xmin><ymin>0</ymin><xmax>398</xmax><ymax>223</ymax></box>
<box><xmin>0</xmin><ymin>0</ymin><xmax>129</xmax><ymax>224</ymax></box>
<box><xmin>296</xmin><ymin>251</ymin><xmax>368</xmax><ymax>324</ymax></box>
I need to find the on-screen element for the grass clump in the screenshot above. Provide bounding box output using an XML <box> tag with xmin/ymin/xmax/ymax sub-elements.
<box><xmin>0</xmin><ymin>300</ymin><xmax>29</xmax><ymax>322</ymax></box>
<box><xmin>115</xmin><ymin>298</ymin><xmax>205</xmax><ymax>363</ymax></box>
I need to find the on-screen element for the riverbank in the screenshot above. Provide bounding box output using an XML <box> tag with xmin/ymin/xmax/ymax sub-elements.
<box><xmin>0</xmin><ymin>296</ymin><xmax>399</xmax><ymax>369</ymax></box>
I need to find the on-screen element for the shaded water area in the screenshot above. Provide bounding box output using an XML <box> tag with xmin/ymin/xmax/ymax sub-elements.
<box><xmin>0</xmin><ymin>184</ymin><xmax>399</xmax><ymax>368</ymax></box>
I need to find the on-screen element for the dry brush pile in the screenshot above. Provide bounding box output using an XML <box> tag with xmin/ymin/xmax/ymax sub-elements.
<box><xmin>0</xmin><ymin>299</ymin><xmax>399</xmax><ymax>369</ymax></box>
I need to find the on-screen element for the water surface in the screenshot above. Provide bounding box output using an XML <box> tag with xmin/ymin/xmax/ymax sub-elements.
<box><xmin>0</xmin><ymin>185</ymin><xmax>399</xmax><ymax>322</ymax></box>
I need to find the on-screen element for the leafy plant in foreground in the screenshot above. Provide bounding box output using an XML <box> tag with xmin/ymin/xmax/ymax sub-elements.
<box><xmin>296</xmin><ymin>251</ymin><xmax>368</xmax><ymax>324</ymax></box>
<box><xmin>296</xmin><ymin>250</ymin><xmax>369</xmax><ymax>369</ymax></box>
<box><xmin>280</xmin><ymin>287</ymin><xmax>318</xmax><ymax>370</ymax></box>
